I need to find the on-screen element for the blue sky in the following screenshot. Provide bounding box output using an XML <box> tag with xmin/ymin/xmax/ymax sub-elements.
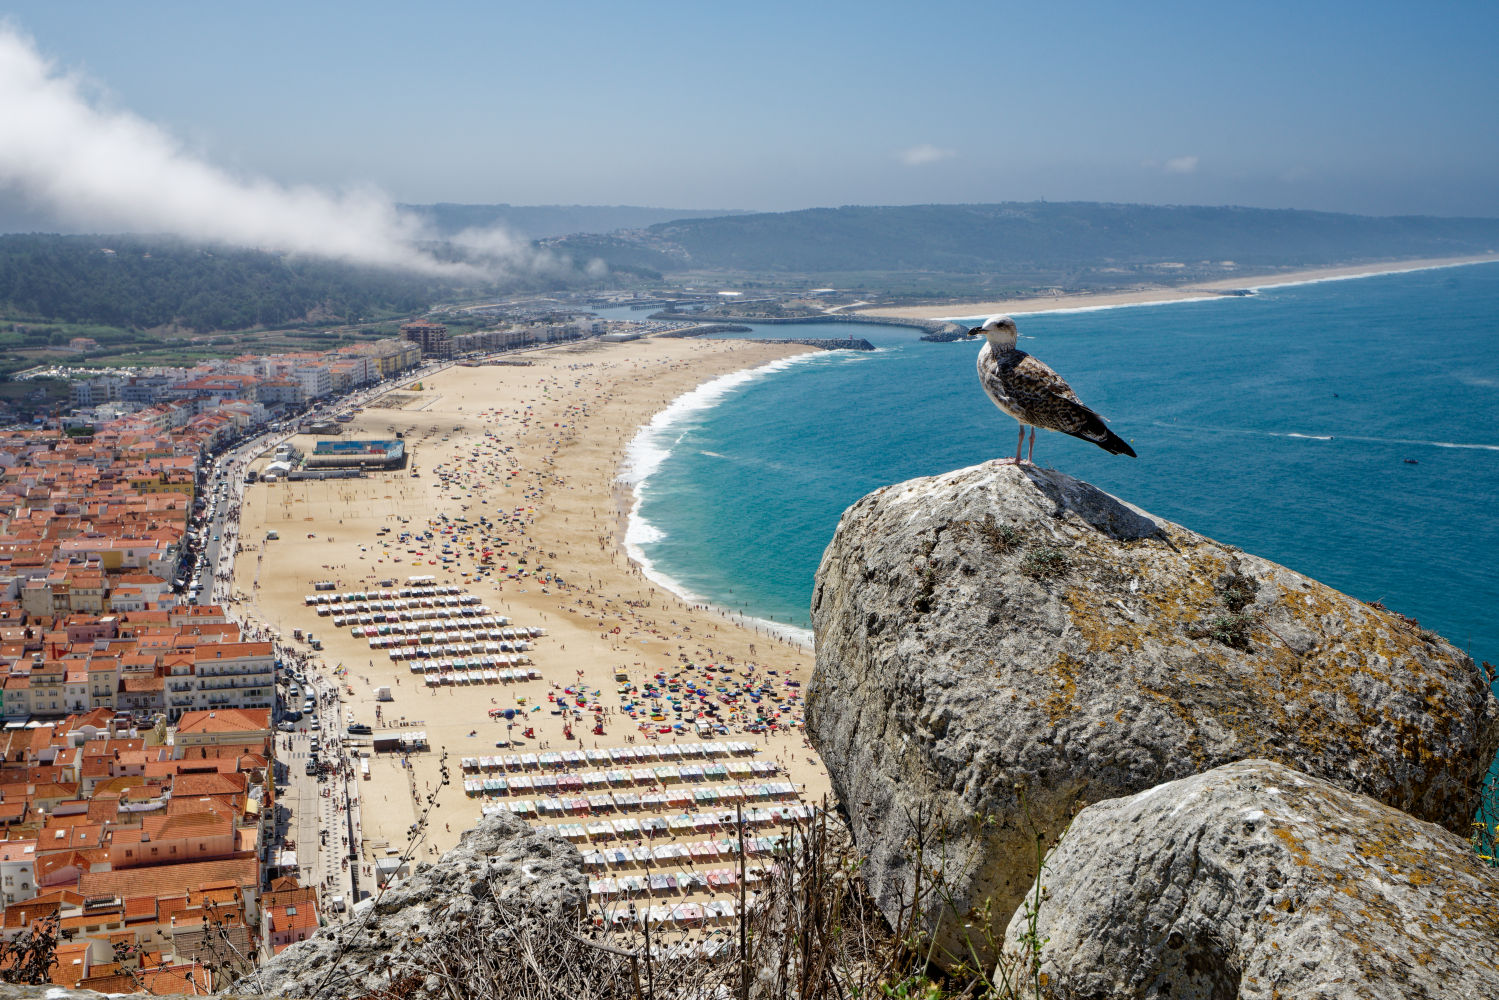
<box><xmin>2</xmin><ymin>0</ymin><xmax>1497</xmax><ymax>215</ymax></box>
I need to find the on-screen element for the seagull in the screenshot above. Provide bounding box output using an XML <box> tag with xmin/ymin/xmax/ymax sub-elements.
<box><xmin>966</xmin><ymin>314</ymin><xmax>1136</xmax><ymax>464</ymax></box>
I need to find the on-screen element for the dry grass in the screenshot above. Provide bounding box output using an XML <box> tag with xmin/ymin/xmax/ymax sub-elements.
<box><xmin>341</xmin><ymin>804</ymin><xmax>1054</xmax><ymax>1000</ymax></box>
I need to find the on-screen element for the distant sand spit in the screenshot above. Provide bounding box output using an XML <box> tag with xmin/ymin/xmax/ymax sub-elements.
<box><xmin>859</xmin><ymin>253</ymin><xmax>1499</xmax><ymax>322</ymax></box>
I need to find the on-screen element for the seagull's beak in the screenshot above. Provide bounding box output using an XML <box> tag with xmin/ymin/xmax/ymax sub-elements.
<box><xmin>965</xmin><ymin>326</ymin><xmax>983</xmax><ymax>337</ymax></box>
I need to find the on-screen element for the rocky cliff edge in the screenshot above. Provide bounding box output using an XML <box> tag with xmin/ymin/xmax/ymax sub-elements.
<box><xmin>808</xmin><ymin>460</ymin><xmax>1498</xmax><ymax>965</ymax></box>
<box><xmin>239</xmin><ymin>809</ymin><xmax>586</xmax><ymax>998</ymax></box>
<box><xmin>1007</xmin><ymin>759</ymin><xmax>1499</xmax><ymax>998</ymax></box>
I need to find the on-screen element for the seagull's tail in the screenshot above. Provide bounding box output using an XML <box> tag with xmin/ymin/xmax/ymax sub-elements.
<box><xmin>1069</xmin><ymin>413</ymin><xmax>1137</xmax><ymax>457</ymax></box>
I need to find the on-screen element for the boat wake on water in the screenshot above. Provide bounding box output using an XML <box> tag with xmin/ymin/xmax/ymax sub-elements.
<box><xmin>1153</xmin><ymin>422</ymin><xmax>1499</xmax><ymax>452</ymax></box>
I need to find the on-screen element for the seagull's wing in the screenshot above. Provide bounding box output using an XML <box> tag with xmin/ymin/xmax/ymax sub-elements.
<box><xmin>1007</xmin><ymin>353</ymin><xmax>1084</xmax><ymax>407</ymax></box>
<box><xmin>1004</xmin><ymin>353</ymin><xmax>1136</xmax><ymax>457</ymax></box>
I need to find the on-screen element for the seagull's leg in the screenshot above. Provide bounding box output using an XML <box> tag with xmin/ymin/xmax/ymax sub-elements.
<box><xmin>1006</xmin><ymin>425</ymin><xmax>1023</xmax><ymax>464</ymax></box>
<box><xmin>1027</xmin><ymin>427</ymin><xmax>1036</xmax><ymax>465</ymax></box>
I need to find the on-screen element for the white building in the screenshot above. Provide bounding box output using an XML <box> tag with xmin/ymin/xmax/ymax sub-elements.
<box><xmin>69</xmin><ymin>376</ymin><xmax>126</xmax><ymax>409</ymax></box>
<box><xmin>294</xmin><ymin>365</ymin><xmax>333</xmax><ymax>401</ymax></box>
<box><xmin>0</xmin><ymin>840</ymin><xmax>37</xmax><ymax>907</ymax></box>
<box><xmin>190</xmin><ymin>642</ymin><xmax>276</xmax><ymax>718</ymax></box>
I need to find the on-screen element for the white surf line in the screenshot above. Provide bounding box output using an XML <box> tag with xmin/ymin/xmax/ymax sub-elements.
<box><xmin>618</xmin><ymin>350</ymin><xmax>832</xmax><ymax>651</ymax></box>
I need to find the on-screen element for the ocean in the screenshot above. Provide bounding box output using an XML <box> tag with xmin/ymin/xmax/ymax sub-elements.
<box><xmin>613</xmin><ymin>262</ymin><xmax>1499</xmax><ymax>670</ymax></box>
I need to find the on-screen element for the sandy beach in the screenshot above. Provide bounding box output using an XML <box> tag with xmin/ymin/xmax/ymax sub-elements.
<box><xmin>231</xmin><ymin>336</ymin><xmax>834</xmax><ymax>899</ymax></box>
<box><xmin>857</xmin><ymin>253</ymin><xmax>1499</xmax><ymax>321</ymax></box>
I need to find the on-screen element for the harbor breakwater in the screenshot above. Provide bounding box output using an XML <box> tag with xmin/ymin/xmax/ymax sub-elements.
<box><xmin>751</xmin><ymin>336</ymin><xmax>874</xmax><ymax>351</ymax></box>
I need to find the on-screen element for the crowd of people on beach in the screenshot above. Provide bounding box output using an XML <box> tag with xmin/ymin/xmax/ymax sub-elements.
<box><xmin>617</xmin><ymin>659</ymin><xmax>805</xmax><ymax>734</ymax></box>
<box><xmin>227</xmin><ymin>347</ymin><xmax>834</xmax><ymax>942</ymax></box>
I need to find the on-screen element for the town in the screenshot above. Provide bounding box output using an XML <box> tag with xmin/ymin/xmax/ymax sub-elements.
<box><xmin>0</xmin><ymin>318</ymin><xmax>610</xmax><ymax>990</ymax></box>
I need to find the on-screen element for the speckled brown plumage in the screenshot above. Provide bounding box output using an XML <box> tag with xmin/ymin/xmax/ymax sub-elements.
<box><xmin>977</xmin><ymin>341</ymin><xmax>1136</xmax><ymax>457</ymax></box>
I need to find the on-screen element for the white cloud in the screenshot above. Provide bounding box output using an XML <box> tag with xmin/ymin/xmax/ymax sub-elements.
<box><xmin>1163</xmin><ymin>155</ymin><xmax>1199</xmax><ymax>175</ymax></box>
<box><xmin>0</xmin><ymin>25</ymin><xmax>529</xmax><ymax>279</ymax></box>
<box><xmin>897</xmin><ymin>144</ymin><xmax>956</xmax><ymax>167</ymax></box>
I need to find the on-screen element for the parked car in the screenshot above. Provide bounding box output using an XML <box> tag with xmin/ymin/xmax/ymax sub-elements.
<box><xmin>347</xmin><ymin>723</ymin><xmax>372</xmax><ymax>735</ymax></box>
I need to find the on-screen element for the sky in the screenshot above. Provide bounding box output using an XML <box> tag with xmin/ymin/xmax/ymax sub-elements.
<box><xmin>0</xmin><ymin>0</ymin><xmax>1496</xmax><ymax>253</ymax></box>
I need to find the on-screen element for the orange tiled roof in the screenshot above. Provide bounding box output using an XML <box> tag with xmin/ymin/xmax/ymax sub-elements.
<box><xmin>0</xmin><ymin>840</ymin><xmax>35</xmax><ymax>862</ymax></box>
<box><xmin>52</xmin><ymin>941</ymin><xmax>90</xmax><ymax>986</ymax></box>
<box><xmin>2</xmin><ymin>897</ymin><xmax>59</xmax><ymax>930</ymax></box>
<box><xmin>170</xmin><ymin>772</ymin><xmax>247</xmax><ymax>797</ymax></box>
<box><xmin>268</xmin><ymin>902</ymin><xmax>318</xmax><ymax>934</ymax></box>
<box><xmin>79</xmin><ymin>855</ymin><xmax>257</xmax><ymax>899</ymax></box>
<box><xmin>144</xmin><ymin>758</ymin><xmax>239</xmax><ymax>779</ymax></box>
<box><xmin>142</xmin><ymin>809</ymin><xmax>231</xmax><ymax>841</ymax></box>
<box><xmin>85</xmin><ymin>798</ymin><xmax>121</xmax><ymax>824</ymax></box>
<box><xmin>174</xmin><ymin>708</ymin><xmax>270</xmax><ymax>734</ymax></box>
<box><xmin>80</xmin><ymin>962</ymin><xmax>212</xmax><ymax>996</ymax></box>
<box><xmin>123</xmin><ymin>895</ymin><xmax>158</xmax><ymax>922</ymax></box>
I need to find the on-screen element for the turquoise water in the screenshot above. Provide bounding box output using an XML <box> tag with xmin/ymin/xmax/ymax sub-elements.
<box><xmin>615</xmin><ymin>263</ymin><xmax>1499</xmax><ymax>668</ymax></box>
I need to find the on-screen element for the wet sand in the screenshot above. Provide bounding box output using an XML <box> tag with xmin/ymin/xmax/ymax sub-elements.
<box><xmin>231</xmin><ymin>337</ymin><xmax>834</xmax><ymax>868</ymax></box>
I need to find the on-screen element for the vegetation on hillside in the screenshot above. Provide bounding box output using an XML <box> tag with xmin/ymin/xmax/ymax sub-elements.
<box><xmin>0</xmin><ymin>234</ymin><xmax>452</xmax><ymax>333</ymax></box>
<box><xmin>0</xmin><ymin>233</ymin><xmax>645</xmax><ymax>381</ymax></box>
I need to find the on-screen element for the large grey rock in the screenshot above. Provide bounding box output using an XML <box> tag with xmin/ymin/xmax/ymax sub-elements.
<box><xmin>241</xmin><ymin>810</ymin><xmax>586</xmax><ymax>998</ymax></box>
<box><xmin>807</xmin><ymin>461</ymin><xmax>1498</xmax><ymax>964</ymax></box>
<box><xmin>1005</xmin><ymin>759</ymin><xmax>1499</xmax><ymax>998</ymax></box>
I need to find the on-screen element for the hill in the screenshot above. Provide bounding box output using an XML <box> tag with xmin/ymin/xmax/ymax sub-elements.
<box><xmin>8</xmin><ymin>203</ymin><xmax>1499</xmax><ymax>356</ymax></box>
<box><xmin>559</xmin><ymin>202</ymin><xmax>1499</xmax><ymax>293</ymax></box>
<box><xmin>0</xmin><ymin>234</ymin><xmax>455</xmax><ymax>333</ymax></box>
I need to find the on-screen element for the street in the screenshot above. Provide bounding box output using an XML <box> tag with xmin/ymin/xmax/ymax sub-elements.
<box><xmin>191</xmin><ymin>365</ymin><xmax>452</xmax><ymax>920</ymax></box>
<box><xmin>275</xmin><ymin>672</ymin><xmax>361</xmax><ymax>910</ymax></box>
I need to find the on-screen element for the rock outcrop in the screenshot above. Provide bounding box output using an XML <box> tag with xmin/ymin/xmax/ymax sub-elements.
<box><xmin>1005</xmin><ymin>759</ymin><xmax>1499</xmax><ymax>998</ymax></box>
<box><xmin>242</xmin><ymin>810</ymin><xmax>586</xmax><ymax>998</ymax></box>
<box><xmin>807</xmin><ymin>461</ymin><xmax>1498</xmax><ymax>963</ymax></box>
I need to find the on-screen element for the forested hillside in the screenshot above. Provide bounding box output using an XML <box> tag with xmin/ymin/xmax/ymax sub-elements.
<box><xmin>0</xmin><ymin>235</ymin><xmax>452</xmax><ymax>332</ymax></box>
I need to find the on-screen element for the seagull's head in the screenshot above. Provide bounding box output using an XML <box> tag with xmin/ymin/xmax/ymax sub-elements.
<box><xmin>966</xmin><ymin>314</ymin><xmax>1018</xmax><ymax>349</ymax></box>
